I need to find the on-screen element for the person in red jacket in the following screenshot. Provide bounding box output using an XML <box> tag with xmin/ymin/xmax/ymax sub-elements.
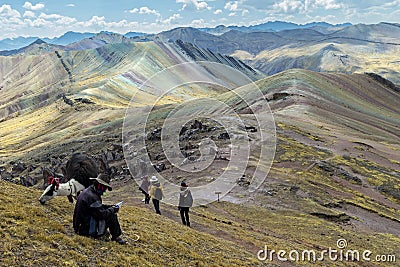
<box><xmin>73</xmin><ymin>173</ymin><xmax>126</xmax><ymax>244</ymax></box>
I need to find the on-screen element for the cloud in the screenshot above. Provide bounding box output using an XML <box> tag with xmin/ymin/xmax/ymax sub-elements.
<box><xmin>1</xmin><ymin>11</ymin><xmax>169</xmax><ymax>39</ymax></box>
<box><xmin>85</xmin><ymin>15</ymin><xmax>106</xmax><ymax>26</ymax></box>
<box><xmin>214</xmin><ymin>9</ymin><xmax>222</xmax><ymax>14</ymax></box>
<box><xmin>55</xmin><ymin>16</ymin><xmax>77</xmax><ymax>25</ymax></box>
<box><xmin>225</xmin><ymin>1</ymin><xmax>239</xmax><ymax>11</ymax></box>
<box><xmin>224</xmin><ymin>1</ymin><xmax>248</xmax><ymax>16</ymax></box>
<box><xmin>176</xmin><ymin>0</ymin><xmax>211</xmax><ymax>11</ymax></box>
<box><xmin>139</xmin><ymin>7</ymin><xmax>161</xmax><ymax>16</ymax></box>
<box><xmin>39</xmin><ymin>13</ymin><xmax>64</xmax><ymax>20</ymax></box>
<box><xmin>129</xmin><ymin>6</ymin><xmax>161</xmax><ymax>16</ymax></box>
<box><xmin>23</xmin><ymin>2</ymin><xmax>45</xmax><ymax>11</ymax></box>
<box><xmin>273</xmin><ymin>0</ymin><xmax>304</xmax><ymax>13</ymax></box>
<box><xmin>190</xmin><ymin>18</ymin><xmax>206</xmax><ymax>27</ymax></box>
<box><xmin>382</xmin><ymin>0</ymin><xmax>400</xmax><ymax>8</ymax></box>
<box><xmin>161</xmin><ymin>13</ymin><xmax>181</xmax><ymax>24</ymax></box>
<box><xmin>129</xmin><ymin>8</ymin><xmax>139</xmax><ymax>13</ymax></box>
<box><xmin>26</xmin><ymin>12</ymin><xmax>77</xmax><ymax>26</ymax></box>
<box><xmin>33</xmin><ymin>19</ymin><xmax>49</xmax><ymax>27</ymax></box>
<box><xmin>23</xmin><ymin>11</ymin><xmax>35</xmax><ymax>18</ymax></box>
<box><xmin>314</xmin><ymin>0</ymin><xmax>343</xmax><ymax>10</ymax></box>
<box><xmin>66</xmin><ymin>4</ymin><xmax>75</xmax><ymax>7</ymax></box>
<box><xmin>273</xmin><ymin>0</ymin><xmax>343</xmax><ymax>13</ymax></box>
<box><xmin>0</xmin><ymin>4</ymin><xmax>22</xmax><ymax>17</ymax></box>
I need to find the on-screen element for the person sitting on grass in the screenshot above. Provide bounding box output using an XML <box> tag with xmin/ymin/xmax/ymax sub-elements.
<box><xmin>73</xmin><ymin>174</ymin><xmax>127</xmax><ymax>245</ymax></box>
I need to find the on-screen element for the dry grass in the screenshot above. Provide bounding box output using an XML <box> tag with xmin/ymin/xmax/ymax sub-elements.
<box><xmin>2</xmin><ymin>177</ymin><xmax>399</xmax><ymax>267</ymax></box>
<box><xmin>0</xmin><ymin>180</ymin><xmax>263</xmax><ymax>267</ymax></box>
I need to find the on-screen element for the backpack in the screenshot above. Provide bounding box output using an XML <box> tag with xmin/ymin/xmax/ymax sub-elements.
<box><xmin>154</xmin><ymin>187</ymin><xmax>163</xmax><ymax>200</ymax></box>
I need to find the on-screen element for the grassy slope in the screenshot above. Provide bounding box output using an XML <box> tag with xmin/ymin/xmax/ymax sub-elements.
<box><xmin>2</xmin><ymin>179</ymin><xmax>399</xmax><ymax>267</ymax></box>
<box><xmin>0</xmin><ymin>180</ymin><xmax>262</xmax><ymax>267</ymax></box>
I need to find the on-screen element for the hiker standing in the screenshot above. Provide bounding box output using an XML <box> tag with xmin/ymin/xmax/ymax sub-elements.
<box><xmin>178</xmin><ymin>181</ymin><xmax>193</xmax><ymax>227</ymax></box>
<box><xmin>139</xmin><ymin>176</ymin><xmax>150</xmax><ymax>204</ymax></box>
<box><xmin>149</xmin><ymin>176</ymin><xmax>164</xmax><ymax>215</ymax></box>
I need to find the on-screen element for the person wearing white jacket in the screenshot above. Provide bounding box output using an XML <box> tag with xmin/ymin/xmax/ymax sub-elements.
<box><xmin>178</xmin><ymin>181</ymin><xmax>193</xmax><ymax>227</ymax></box>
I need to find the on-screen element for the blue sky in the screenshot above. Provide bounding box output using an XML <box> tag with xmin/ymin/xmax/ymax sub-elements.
<box><xmin>0</xmin><ymin>0</ymin><xmax>399</xmax><ymax>39</ymax></box>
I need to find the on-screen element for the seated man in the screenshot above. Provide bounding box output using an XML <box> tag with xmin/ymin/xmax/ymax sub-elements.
<box><xmin>73</xmin><ymin>173</ymin><xmax>126</xmax><ymax>244</ymax></box>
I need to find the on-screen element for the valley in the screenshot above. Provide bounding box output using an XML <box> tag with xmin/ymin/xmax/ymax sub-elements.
<box><xmin>0</xmin><ymin>22</ymin><xmax>399</xmax><ymax>266</ymax></box>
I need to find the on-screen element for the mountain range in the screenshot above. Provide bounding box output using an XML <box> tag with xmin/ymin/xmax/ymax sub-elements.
<box><xmin>154</xmin><ymin>22</ymin><xmax>400</xmax><ymax>83</ymax></box>
<box><xmin>0</xmin><ymin>31</ymin><xmax>146</xmax><ymax>51</ymax></box>
<box><xmin>1</xmin><ymin>22</ymin><xmax>399</xmax><ymax>84</ymax></box>
<box><xmin>0</xmin><ymin>20</ymin><xmax>399</xmax><ymax>266</ymax></box>
<box><xmin>199</xmin><ymin>20</ymin><xmax>352</xmax><ymax>35</ymax></box>
<box><xmin>0</xmin><ymin>21</ymin><xmax>349</xmax><ymax>51</ymax></box>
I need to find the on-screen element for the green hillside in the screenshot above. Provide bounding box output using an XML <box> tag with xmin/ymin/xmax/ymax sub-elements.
<box><xmin>1</xmin><ymin>179</ymin><xmax>399</xmax><ymax>267</ymax></box>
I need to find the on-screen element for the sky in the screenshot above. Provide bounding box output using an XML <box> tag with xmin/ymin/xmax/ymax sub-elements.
<box><xmin>0</xmin><ymin>0</ymin><xmax>399</xmax><ymax>39</ymax></box>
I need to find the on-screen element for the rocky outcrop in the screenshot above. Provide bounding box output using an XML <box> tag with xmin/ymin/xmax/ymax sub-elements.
<box><xmin>175</xmin><ymin>40</ymin><xmax>261</xmax><ymax>79</ymax></box>
<box><xmin>365</xmin><ymin>72</ymin><xmax>399</xmax><ymax>92</ymax></box>
<box><xmin>316</xmin><ymin>161</ymin><xmax>362</xmax><ymax>185</ymax></box>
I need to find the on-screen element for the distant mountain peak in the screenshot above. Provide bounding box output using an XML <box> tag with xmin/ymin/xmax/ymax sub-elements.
<box><xmin>199</xmin><ymin>21</ymin><xmax>353</xmax><ymax>35</ymax></box>
<box><xmin>32</xmin><ymin>38</ymin><xmax>47</xmax><ymax>45</ymax></box>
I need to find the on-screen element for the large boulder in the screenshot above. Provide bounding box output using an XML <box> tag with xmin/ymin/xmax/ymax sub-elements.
<box><xmin>65</xmin><ymin>152</ymin><xmax>99</xmax><ymax>188</ymax></box>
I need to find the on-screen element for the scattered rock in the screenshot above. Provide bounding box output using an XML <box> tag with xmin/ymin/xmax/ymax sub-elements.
<box><xmin>20</xmin><ymin>175</ymin><xmax>35</xmax><ymax>187</ymax></box>
<box><xmin>317</xmin><ymin>161</ymin><xmax>362</xmax><ymax>185</ymax></box>
<box><xmin>0</xmin><ymin>171</ymin><xmax>13</xmax><ymax>182</ymax></box>
<box><xmin>237</xmin><ymin>175</ymin><xmax>250</xmax><ymax>187</ymax></box>
<box><xmin>75</xmin><ymin>98</ymin><xmax>95</xmax><ymax>104</ymax></box>
<box><xmin>310</xmin><ymin>212</ymin><xmax>351</xmax><ymax>223</ymax></box>
<box><xmin>271</xmin><ymin>92</ymin><xmax>293</xmax><ymax>101</ymax></box>
<box><xmin>61</xmin><ymin>94</ymin><xmax>74</xmax><ymax>106</ymax></box>
<box><xmin>153</xmin><ymin>162</ymin><xmax>166</xmax><ymax>172</ymax></box>
<box><xmin>245</xmin><ymin>126</ymin><xmax>257</xmax><ymax>132</ymax></box>
<box><xmin>289</xmin><ymin>186</ymin><xmax>300</xmax><ymax>193</ymax></box>
<box><xmin>12</xmin><ymin>161</ymin><xmax>27</xmax><ymax>175</ymax></box>
<box><xmin>147</xmin><ymin>128</ymin><xmax>161</xmax><ymax>141</ymax></box>
<box><xmin>218</xmin><ymin>132</ymin><xmax>230</xmax><ymax>140</ymax></box>
<box><xmin>377</xmin><ymin>183</ymin><xmax>400</xmax><ymax>201</ymax></box>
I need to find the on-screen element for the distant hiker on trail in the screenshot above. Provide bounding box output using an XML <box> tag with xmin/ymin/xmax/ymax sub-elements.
<box><xmin>149</xmin><ymin>176</ymin><xmax>164</xmax><ymax>215</ymax></box>
<box><xmin>73</xmin><ymin>174</ymin><xmax>127</xmax><ymax>245</ymax></box>
<box><xmin>178</xmin><ymin>181</ymin><xmax>193</xmax><ymax>227</ymax></box>
<box><xmin>139</xmin><ymin>176</ymin><xmax>150</xmax><ymax>204</ymax></box>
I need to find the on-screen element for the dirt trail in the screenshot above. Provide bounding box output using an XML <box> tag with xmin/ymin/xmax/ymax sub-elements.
<box><xmin>119</xmin><ymin>196</ymin><xmax>297</xmax><ymax>266</ymax></box>
<box><xmin>120</xmin><ymin>196</ymin><xmax>261</xmax><ymax>252</ymax></box>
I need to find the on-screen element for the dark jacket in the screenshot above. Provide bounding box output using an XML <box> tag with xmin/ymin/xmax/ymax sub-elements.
<box><xmin>140</xmin><ymin>177</ymin><xmax>150</xmax><ymax>194</ymax></box>
<box><xmin>73</xmin><ymin>185</ymin><xmax>115</xmax><ymax>236</ymax></box>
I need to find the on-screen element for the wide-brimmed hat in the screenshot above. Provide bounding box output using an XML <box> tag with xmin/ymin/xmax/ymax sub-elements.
<box><xmin>90</xmin><ymin>173</ymin><xmax>112</xmax><ymax>191</ymax></box>
<box><xmin>150</xmin><ymin>176</ymin><xmax>158</xmax><ymax>183</ymax></box>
